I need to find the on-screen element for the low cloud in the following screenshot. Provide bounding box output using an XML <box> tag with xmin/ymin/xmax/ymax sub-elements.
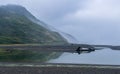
<box><xmin>0</xmin><ymin>0</ymin><xmax>120</xmax><ymax>45</ymax></box>
<box><xmin>58</xmin><ymin>0</ymin><xmax>120</xmax><ymax>45</ymax></box>
<box><xmin>67</xmin><ymin>0</ymin><xmax>120</xmax><ymax>20</ymax></box>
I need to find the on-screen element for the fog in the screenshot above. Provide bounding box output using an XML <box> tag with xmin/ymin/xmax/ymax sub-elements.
<box><xmin>0</xmin><ymin>0</ymin><xmax>120</xmax><ymax>45</ymax></box>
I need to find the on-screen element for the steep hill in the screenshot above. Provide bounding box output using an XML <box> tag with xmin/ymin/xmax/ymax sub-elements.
<box><xmin>0</xmin><ymin>5</ymin><xmax>68</xmax><ymax>62</ymax></box>
<box><xmin>0</xmin><ymin>5</ymin><xmax>67</xmax><ymax>44</ymax></box>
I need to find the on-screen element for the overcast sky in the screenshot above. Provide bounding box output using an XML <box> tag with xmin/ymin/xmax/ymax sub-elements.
<box><xmin>0</xmin><ymin>0</ymin><xmax>120</xmax><ymax>45</ymax></box>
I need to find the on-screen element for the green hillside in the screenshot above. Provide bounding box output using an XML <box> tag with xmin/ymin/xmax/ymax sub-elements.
<box><xmin>0</xmin><ymin>5</ymin><xmax>67</xmax><ymax>62</ymax></box>
<box><xmin>0</xmin><ymin>5</ymin><xmax>67</xmax><ymax>44</ymax></box>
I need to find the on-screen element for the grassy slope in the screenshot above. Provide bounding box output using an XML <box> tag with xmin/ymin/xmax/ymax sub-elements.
<box><xmin>0</xmin><ymin>5</ymin><xmax>67</xmax><ymax>62</ymax></box>
<box><xmin>0</xmin><ymin>15</ymin><xmax>67</xmax><ymax>44</ymax></box>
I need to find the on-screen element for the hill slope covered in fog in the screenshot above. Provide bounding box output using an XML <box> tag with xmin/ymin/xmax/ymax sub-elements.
<box><xmin>0</xmin><ymin>5</ymin><xmax>68</xmax><ymax>44</ymax></box>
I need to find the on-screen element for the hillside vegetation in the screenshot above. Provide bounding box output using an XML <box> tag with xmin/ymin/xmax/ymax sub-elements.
<box><xmin>0</xmin><ymin>5</ymin><xmax>67</xmax><ymax>62</ymax></box>
<box><xmin>0</xmin><ymin>5</ymin><xmax>67</xmax><ymax>44</ymax></box>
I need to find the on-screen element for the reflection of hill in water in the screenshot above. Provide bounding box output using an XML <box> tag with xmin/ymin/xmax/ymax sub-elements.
<box><xmin>0</xmin><ymin>49</ymin><xmax>62</xmax><ymax>62</ymax></box>
<box><xmin>48</xmin><ymin>48</ymin><xmax>120</xmax><ymax>65</ymax></box>
<box><xmin>0</xmin><ymin>5</ymin><xmax>68</xmax><ymax>62</ymax></box>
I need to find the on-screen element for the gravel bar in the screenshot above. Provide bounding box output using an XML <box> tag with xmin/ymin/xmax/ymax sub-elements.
<box><xmin>0</xmin><ymin>63</ymin><xmax>120</xmax><ymax>74</ymax></box>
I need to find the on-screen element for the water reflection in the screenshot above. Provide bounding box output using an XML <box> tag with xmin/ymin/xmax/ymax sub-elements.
<box><xmin>48</xmin><ymin>48</ymin><xmax>120</xmax><ymax>65</ymax></box>
<box><xmin>75</xmin><ymin>47</ymin><xmax>95</xmax><ymax>54</ymax></box>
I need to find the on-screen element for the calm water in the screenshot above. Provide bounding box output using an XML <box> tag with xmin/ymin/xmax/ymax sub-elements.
<box><xmin>48</xmin><ymin>48</ymin><xmax>120</xmax><ymax>65</ymax></box>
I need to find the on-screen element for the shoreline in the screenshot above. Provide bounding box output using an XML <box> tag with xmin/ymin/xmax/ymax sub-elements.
<box><xmin>0</xmin><ymin>65</ymin><xmax>120</xmax><ymax>74</ymax></box>
<box><xmin>0</xmin><ymin>63</ymin><xmax>120</xmax><ymax>74</ymax></box>
<box><xmin>0</xmin><ymin>63</ymin><xmax>120</xmax><ymax>68</ymax></box>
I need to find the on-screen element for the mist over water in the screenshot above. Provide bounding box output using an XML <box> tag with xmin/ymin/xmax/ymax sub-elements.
<box><xmin>48</xmin><ymin>48</ymin><xmax>120</xmax><ymax>65</ymax></box>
